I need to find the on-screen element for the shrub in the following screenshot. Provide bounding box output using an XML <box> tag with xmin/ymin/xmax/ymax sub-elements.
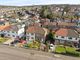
<box><xmin>66</xmin><ymin>51</ymin><xmax>80</xmax><ymax>57</ymax></box>
<box><xmin>55</xmin><ymin>45</ymin><xmax>66</xmax><ymax>53</ymax></box>
<box><xmin>24</xmin><ymin>41</ymin><xmax>40</xmax><ymax>49</ymax></box>
<box><xmin>55</xmin><ymin>45</ymin><xmax>80</xmax><ymax>57</ymax></box>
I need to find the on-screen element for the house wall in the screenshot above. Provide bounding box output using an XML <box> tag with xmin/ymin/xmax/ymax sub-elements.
<box><xmin>77</xmin><ymin>19</ymin><xmax>80</xmax><ymax>27</ymax></box>
<box><xmin>26</xmin><ymin>32</ymin><xmax>45</xmax><ymax>43</ymax></box>
<box><xmin>26</xmin><ymin>33</ymin><xmax>35</xmax><ymax>43</ymax></box>
<box><xmin>5</xmin><ymin>31</ymin><xmax>17</xmax><ymax>38</ymax></box>
<box><xmin>35</xmin><ymin>33</ymin><xmax>44</xmax><ymax>42</ymax></box>
<box><xmin>0</xmin><ymin>24</ymin><xmax>25</xmax><ymax>38</ymax></box>
<box><xmin>0</xmin><ymin>30</ymin><xmax>3</xmax><ymax>34</ymax></box>
<box><xmin>0</xmin><ymin>27</ymin><xmax>25</xmax><ymax>38</ymax></box>
<box><xmin>0</xmin><ymin>30</ymin><xmax>17</xmax><ymax>38</ymax></box>
<box><xmin>18</xmin><ymin>27</ymin><xmax>25</xmax><ymax>38</ymax></box>
<box><xmin>55</xmin><ymin>35</ymin><xmax>79</xmax><ymax>42</ymax></box>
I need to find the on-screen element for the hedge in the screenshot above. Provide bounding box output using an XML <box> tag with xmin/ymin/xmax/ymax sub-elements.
<box><xmin>55</xmin><ymin>45</ymin><xmax>80</xmax><ymax>57</ymax></box>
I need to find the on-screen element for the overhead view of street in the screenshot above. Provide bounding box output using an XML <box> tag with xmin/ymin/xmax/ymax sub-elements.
<box><xmin>0</xmin><ymin>0</ymin><xmax>80</xmax><ymax>60</ymax></box>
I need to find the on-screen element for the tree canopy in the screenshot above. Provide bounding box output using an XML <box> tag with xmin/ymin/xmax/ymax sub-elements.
<box><xmin>45</xmin><ymin>30</ymin><xmax>55</xmax><ymax>45</ymax></box>
<box><xmin>40</xmin><ymin>6</ymin><xmax>53</xmax><ymax>19</ymax></box>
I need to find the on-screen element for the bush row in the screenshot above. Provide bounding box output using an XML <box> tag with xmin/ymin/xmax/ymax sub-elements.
<box><xmin>66</xmin><ymin>51</ymin><xmax>80</xmax><ymax>57</ymax></box>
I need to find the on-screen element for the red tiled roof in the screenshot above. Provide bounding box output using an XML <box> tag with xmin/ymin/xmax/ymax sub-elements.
<box><xmin>43</xmin><ymin>22</ymin><xmax>76</xmax><ymax>26</ymax></box>
<box><xmin>55</xmin><ymin>28</ymin><xmax>68</xmax><ymax>36</ymax></box>
<box><xmin>55</xmin><ymin>28</ymin><xmax>79</xmax><ymax>38</ymax></box>
<box><xmin>31</xmin><ymin>23</ymin><xmax>41</xmax><ymax>27</ymax></box>
<box><xmin>57</xmin><ymin>22</ymin><xmax>76</xmax><ymax>26</ymax></box>
<box><xmin>0</xmin><ymin>25</ymin><xmax>18</xmax><ymax>31</ymax></box>
<box><xmin>0</xmin><ymin>25</ymin><xmax>10</xmax><ymax>30</ymax></box>
<box><xmin>26</xmin><ymin>26</ymin><xmax>45</xmax><ymax>35</ymax></box>
<box><xmin>44</xmin><ymin>22</ymin><xmax>56</xmax><ymax>26</ymax></box>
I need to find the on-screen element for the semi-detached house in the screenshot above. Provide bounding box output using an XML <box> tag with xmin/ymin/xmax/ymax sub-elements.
<box><xmin>55</xmin><ymin>28</ymin><xmax>80</xmax><ymax>43</ymax></box>
<box><xmin>0</xmin><ymin>24</ymin><xmax>25</xmax><ymax>38</ymax></box>
<box><xmin>26</xmin><ymin>26</ymin><xmax>48</xmax><ymax>43</ymax></box>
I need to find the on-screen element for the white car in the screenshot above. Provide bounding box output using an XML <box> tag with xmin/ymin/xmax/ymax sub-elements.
<box><xmin>50</xmin><ymin>44</ymin><xmax>56</xmax><ymax>52</ymax></box>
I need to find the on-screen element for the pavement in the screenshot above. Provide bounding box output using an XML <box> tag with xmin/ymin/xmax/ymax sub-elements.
<box><xmin>0</xmin><ymin>45</ymin><xmax>80</xmax><ymax>60</ymax></box>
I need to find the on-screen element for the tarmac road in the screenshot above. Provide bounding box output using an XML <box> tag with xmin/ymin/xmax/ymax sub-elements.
<box><xmin>0</xmin><ymin>45</ymin><xmax>62</xmax><ymax>60</ymax></box>
<box><xmin>0</xmin><ymin>45</ymin><xmax>80</xmax><ymax>60</ymax></box>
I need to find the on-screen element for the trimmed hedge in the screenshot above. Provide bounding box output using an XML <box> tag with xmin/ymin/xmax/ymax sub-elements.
<box><xmin>55</xmin><ymin>45</ymin><xmax>80</xmax><ymax>57</ymax></box>
<box><xmin>66</xmin><ymin>51</ymin><xmax>80</xmax><ymax>57</ymax></box>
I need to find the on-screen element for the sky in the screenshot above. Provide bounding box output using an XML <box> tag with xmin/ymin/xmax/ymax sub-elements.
<box><xmin>0</xmin><ymin>0</ymin><xmax>80</xmax><ymax>6</ymax></box>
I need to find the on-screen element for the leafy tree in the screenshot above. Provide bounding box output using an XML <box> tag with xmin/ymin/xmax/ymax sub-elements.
<box><xmin>74</xmin><ymin>13</ymin><xmax>80</xmax><ymax>20</ymax></box>
<box><xmin>17</xmin><ymin>12</ymin><xmax>24</xmax><ymax>17</ymax></box>
<box><xmin>40</xmin><ymin>6</ymin><xmax>47</xmax><ymax>18</ymax></box>
<box><xmin>3</xmin><ymin>14</ymin><xmax>7</xmax><ymax>18</ymax></box>
<box><xmin>47</xmin><ymin>13</ymin><xmax>53</xmax><ymax>19</ymax></box>
<box><xmin>62</xmin><ymin>5</ymin><xmax>70</xmax><ymax>16</ymax></box>
<box><xmin>40</xmin><ymin>6</ymin><xmax>53</xmax><ymax>19</ymax></box>
<box><xmin>45</xmin><ymin>30</ymin><xmax>55</xmax><ymax>45</ymax></box>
